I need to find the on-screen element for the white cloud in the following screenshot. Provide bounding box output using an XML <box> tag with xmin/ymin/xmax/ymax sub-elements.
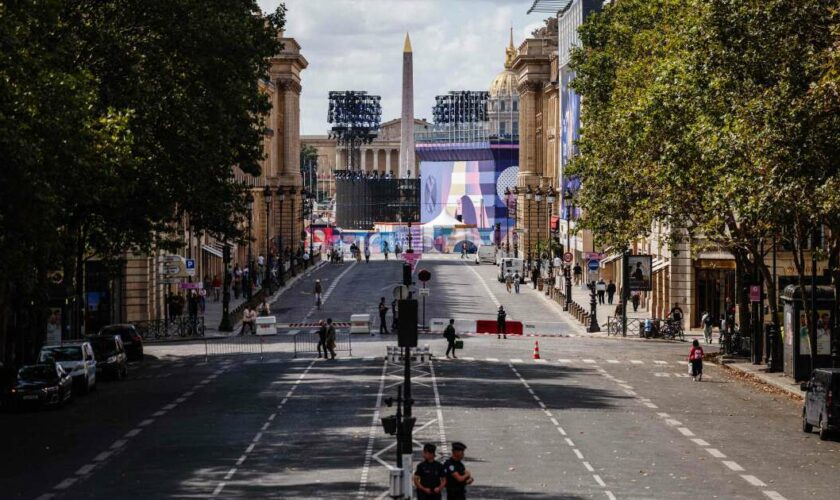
<box><xmin>258</xmin><ymin>0</ymin><xmax>548</xmax><ymax>134</ymax></box>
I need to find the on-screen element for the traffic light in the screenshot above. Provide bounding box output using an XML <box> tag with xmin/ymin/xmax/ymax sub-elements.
<box><xmin>402</xmin><ymin>263</ymin><xmax>412</xmax><ymax>286</ymax></box>
<box><xmin>398</xmin><ymin>299</ymin><xmax>418</xmax><ymax>347</ymax></box>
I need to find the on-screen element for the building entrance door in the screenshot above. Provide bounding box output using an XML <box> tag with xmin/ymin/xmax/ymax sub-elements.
<box><xmin>695</xmin><ymin>267</ymin><xmax>735</xmax><ymax>328</ymax></box>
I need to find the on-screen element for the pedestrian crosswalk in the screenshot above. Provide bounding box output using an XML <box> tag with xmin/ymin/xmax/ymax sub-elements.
<box><xmin>458</xmin><ymin>356</ymin><xmax>686</xmax><ymax>367</ymax></box>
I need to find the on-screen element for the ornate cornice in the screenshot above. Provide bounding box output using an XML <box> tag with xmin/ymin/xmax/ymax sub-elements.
<box><xmin>517</xmin><ymin>80</ymin><xmax>542</xmax><ymax>94</ymax></box>
<box><xmin>276</xmin><ymin>78</ymin><xmax>302</xmax><ymax>94</ymax></box>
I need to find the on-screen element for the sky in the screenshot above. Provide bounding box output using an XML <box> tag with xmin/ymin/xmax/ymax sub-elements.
<box><xmin>257</xmin><ymin>0</ymin><xmax>547</xmax><ymax>135</ymax></box>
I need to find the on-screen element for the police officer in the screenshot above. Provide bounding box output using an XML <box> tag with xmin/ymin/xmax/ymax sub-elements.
<box><xmin>443</xmin><ymin>441</ymin><xmax>474</xmax><ymax>500</ymax></box>
<box><xmin>413</xmin><ymin>443</ymin><xmax>445</xmax><ymax>500</ymax></box>
<box><xmin>497</xmin><ymin>306</ymin><xmax>507</xmax><ymax>340</ymax></box>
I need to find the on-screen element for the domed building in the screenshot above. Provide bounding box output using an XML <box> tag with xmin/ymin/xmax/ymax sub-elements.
<box><xmin>488</xmin><ymin>29</ymin><xmax>520</xmax><ymax>140</ymax></box>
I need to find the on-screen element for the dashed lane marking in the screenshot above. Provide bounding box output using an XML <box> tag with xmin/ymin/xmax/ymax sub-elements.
<box><xmin>722</xmin><ymin>461</ymin><xmax>745</xmax><ymax>472</ymax></box>
<box><xmin>706</xmin><ymin>448</ymin><xmax>726</xmax><ymax>458</ymax></box>
<box><xmin>741</xmin><ymin>475</ymin><xmax>767</xmax><ymax>487</ymax></box>
<box><xmin>763</xmin><ymin>491</ymin><xmax>787</xmax><ymax>500</ymax></box>
<box><xmin>358</xmin><ymin>361</ymin><xmax>389</xmax><ymax>499</ymax></box>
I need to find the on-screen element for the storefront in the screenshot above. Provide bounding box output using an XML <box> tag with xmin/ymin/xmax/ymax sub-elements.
<box><xmin>694</xmin><ymin>257</ymin><xmax>736</xmax><ymax>328</ymax></box>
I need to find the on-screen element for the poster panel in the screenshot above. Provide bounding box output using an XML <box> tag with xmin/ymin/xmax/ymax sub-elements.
<box><xmin>627</xmin><ymin>255</ymin><xmax>653</xmax><ymax>291</ymax></box>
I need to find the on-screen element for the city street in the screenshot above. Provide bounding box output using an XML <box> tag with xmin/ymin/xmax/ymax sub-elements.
<box><xmin>1</xmin><ymin>255</ymin><xmax>838</xmax><ymax>499</ymax></box>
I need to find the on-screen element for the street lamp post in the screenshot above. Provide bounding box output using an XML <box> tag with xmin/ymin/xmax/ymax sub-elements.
<box><xmin>512</xmin><ymin>186</ymin><xmax>519</xmax><ymax>258</ymax></box>
<box><xmin>246</xmin><ymin>194</ymin><xmax>253</xmax><ymax>300</ymax></box>
<box><xmin>277</xmin><ymin>187</ymin><xmax>286</xmax><ymax>287</ymax></box>
<box><xmin>525</xmin><ymin>185</ymin><xmax>532</xmax><ymax>262</ymax></box>
<box><xmin>535</xmin><ymin>187</ymin><xmax>543</xmax><ymax>259</ymax></box>
<box><xmin>309</xmin><ymin>191</ymin><xmax>315</xmax><ymax>261</ymax></box>
<box><xmin>263</xmin><ymin>185</ymin><xmax>273</xmax><ymax>296</ymax></box>
<box><xmin>564</xmin><ymin>189</ymin><xmax>574</xmax><ymax>311</ymax></box>
<box><xmin>504</xmin><ymin>187</ymin><xmax>511</xmax><ymax>255</ymax></box>
<box><xmin>546</xmin><ymin>187</ymin><xmax>556</xmax><ymax>294</ymax></box>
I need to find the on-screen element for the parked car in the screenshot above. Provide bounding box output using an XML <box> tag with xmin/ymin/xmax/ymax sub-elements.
<box><xmin>97</xmin><ymin>324</ymin><xmax>143</xmax><ymax>361</ymax></box>
<box><xmin>801</xmin><ymin>368</ymin><xmax>840</xmax><ymax>440</ymax></box>
<box><xmin>11</xmin><ymin>364</ymin><xmax>73</xmax><ymax>409</ymax></box>
<box><xmin>38</xmin><ymin>343</ymin><xmax>97</xmax><ymax>393</ymax></box>
<box><xmin>86</xmin><ymin>335</ymin><xmax>128</xmax><ymax>380</ymax></box>
<box><xmin>475</xmin><ymin>245</ymin><xmax>497</xmax><ymax>265</ymax></box>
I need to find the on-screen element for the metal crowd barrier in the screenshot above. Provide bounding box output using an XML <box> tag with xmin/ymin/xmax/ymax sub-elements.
<box><xmin>203</xmin><ymin>332</ymin><xmax>296</xmax><ymax>360</ymax></box>
<box><xmin>386</xmin><ymin>345</ymin><xmax>431</xmax><ymax>364</ymax></box>
<box><xmin>133</xmin><ymin>317</ymin><xmax>206</xmax><ymax>341</ymax></box>
<box><xmin>293</xmin><ymin>330</ymin><xmax>352</xmax><ymax>358</ymax></box>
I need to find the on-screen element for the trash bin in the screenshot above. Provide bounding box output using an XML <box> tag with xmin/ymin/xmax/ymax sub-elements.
<box><xmin>781</xmin><ymin>285</ymin><xmax>835</xmax><ymax>381</ymax></box>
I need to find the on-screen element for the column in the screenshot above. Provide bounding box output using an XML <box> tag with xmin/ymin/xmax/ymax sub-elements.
<box><xmin>386</xmin><ymin>149</ymin><xmax>392</xmax><ymax>174</ymax></box>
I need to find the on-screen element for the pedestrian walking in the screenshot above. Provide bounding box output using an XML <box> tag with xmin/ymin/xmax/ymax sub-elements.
<box><xmin>701</xmin><ymin>311</ymin><xmax>713</xmax><ymax>344</ymax></box>
<box><xmin>606</xmin><ymin>280</ymin><xmax>616</xmax><ymax>305</ymax></box>
<box><xmin>504</xmin><ymin>272</ymin><xmax>513</xmax><ymax>293</ymax></box>
<box><xmin>379</xmin><ymin>297</ymin><xmax>389</xmax><ymax>334</ymax></box>
<box><xmin>314</xmin><ymin>279</ymin><xmax>323</xmax><ymax>309</ymax></box>
<box><xmin>497</xmin><ymin>305</ymin><xmax>507</xmax><ymax>340</ymax></box>
<box><xmin>444</xmin><ymin>319</ymin><xmax>459</xmax><ymax>359</ymax></box>
<box><xmin>596</xmin><ymin>278</ymin><xmax>606</xmax><ymax>304</ymax></box>
<box><xmin>391</xmin><ymin>298</ymin><xmax>399</xmax><ymax>331</ymax></box>
<box><xmin>631</xmin><ymin>291</ymin><xmax>641</xmax><ymax>312</ymax></box>
<box><xmin>414</xmin><ymin>443</ymin><xmax>446</xmax><ymax>500</ymax></box>
<box><xmin>198</xmin><ymin>288</ymin><xmax>207</xmax><ymax>314</ymax></box>
<box><xmin>317</xmin><ymin>320</ymin><xmax>329</xmax><ymax>358</ymax></box>
<box><xmin>460</xmin><ymin>245</ymin><xmax>466</xmax><ymax>259</ymax></box>
<box><xmin>688</xmin><ymin>339</ymin><xmax>704</xmax><ymax>381</ymax></box>
<box><xmin>212</xmin><ymin>275</ymin><xmax>221</xmax><ymax>302</ymax></box>
<box><xmin>573</xmin><ymin>262</ymin><xmax>582</xmax><ymax>285</ymax></box>
<box><xmin>443</xmin><ymin>442</ymin><xmax>474</xmax><ymax>500</ymax></box>
<box><xmin>531</xmin><ymin>266</ymin><xmax>539</xmax><ymax>290</ymax></box>
<box><xmin>364</xmin><ymin>246</ymin><xmax>371</xmax><ymax>263</ymax></box>
<box><xmin>233</xmin><ymin>265</ymin><xmax>242</xmax><ymax>299</ymax></box>
<box><xmin>325</xmin><ymin>318</ymin><xmax>337</xmax><ymax>359</ymax></box>
<box><xmin>257</xmin><ymin>299</ymin><xmax>270</xmax><ymax>317</ymax></box>
<box><xmin>513</xmin><ymin>272</ymin><xmax>520</xmax><ymax>294</ymax></box>
<box><xmin>239</xmin><ymin>307</ymin><xmax>256</xmax><ymax>335</ymax></box>
<box><xmin>383</xmin><ymin>241</ymin><xmax>390</xmax><ymax>260</ymax></box>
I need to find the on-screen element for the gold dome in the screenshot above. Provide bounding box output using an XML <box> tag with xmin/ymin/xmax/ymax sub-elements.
<box><xmin>489</xmin><ymin>28</ymin><xmax>517</xmax><ymax>97</ymax></box>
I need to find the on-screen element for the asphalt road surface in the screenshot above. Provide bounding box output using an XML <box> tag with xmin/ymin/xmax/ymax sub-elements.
<box><xmin>2</xmin><ymin>254</ymin><xmax>838</xmax><ymax>499</ymax></box>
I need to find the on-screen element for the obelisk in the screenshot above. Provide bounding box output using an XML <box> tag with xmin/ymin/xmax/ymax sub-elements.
<box><xmin>399</xmin><ymin>32</ymin><xmax>415</xmax><ymax>179</ymax></box>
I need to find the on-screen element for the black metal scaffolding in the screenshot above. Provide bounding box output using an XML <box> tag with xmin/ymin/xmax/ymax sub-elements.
<box><xmin>327</xmin><ymin>91</ymin><xmax>382</xmax><ymax>171</ymax></box>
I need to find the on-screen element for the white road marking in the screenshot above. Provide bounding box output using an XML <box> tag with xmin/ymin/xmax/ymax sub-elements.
<box><xmin>124</xmin><ymin>428</ymin><xmax>142</xmax><ymax>438</ymax></box>
<box><xmin>741</xmin><ymin>475</ymin><xmax>767</xmax><ymax>487</ymax></box>
<box><xmin>623</xmin><ymin>389</ymin><xmax>637</xmax><ymax>396</ymax></box>
<box><xmin>763</xmin><ymin>491</ymin><xmax>788</xmax><ymax>500</ymax></box>
<box><xmin>723</xmin><ymin>461</ymin><xmax>745</xmax><ymax>472</ymax></box>
<box><xmin>550</xmin><ymin>417</ymin><xmax>559</xmax><ymax>426</ymax></box>
<box><xmin>644</xmin><ymin>402</ymin><xmax>658</xmax><ymax>408</ymax></box>
<box><xmin>463</xmin><ymin>262</ymin><xmax>501</xmax><ymax>307</ymax></box>
<box><xmin>654</xmin><ymin>360</ymin><xmax>668</xmax><ymax>365</ymax></box>
<box><xmin>564</xmin><ymin>438</ymin><xmax>575</xmax><ymax>447</ymax></box>
<box><xmin>75</xmin><ymin>464</ymin><xmax>96</xmax><ymax>475</ymax></box>
<box><xmin>607</xmin><ymin>360</ymin><xmax>619</xmax><ymax>364</ymax></box>
<box><xmin>510</xmin><ymin>358</ymin><xmax>523</xmax><ymax>363</ymax></box>
<box><xmin>573</xmin><ymin>449</ymin><xmax>584</xmax><ymax>459</ymax></box>
<box><xmin>557</xmin><ymin>427</ymin><xmax>567</xmax><ymax>436</ymax></box>
<box><xmin>53</xmin><ymin>478</ymin><xmax>77</xmax><ymax>490</ymax></box>
<box><xmin>606</xmin><ymin>491</ymin><xmax>617</xmax><ymax>500</ymax></box>
<box><xmin>110</xmin><ymin>439</ymin><xmax>127</xmax><ymax>450</ymax></box>
<box><xmin>139</xmin><ymin>419</ymin><xmax>155</xmax><ymax>427</ymax></box>
<box><xmin>152</xmin><ymin>410</ymin><xmax>167</xmax><ymax>417</ymax></box>
<box><xmin>557</xmin><ymin>358</ymin><xmax>573</xmax><ymax>363</ymax></box>
<box><xmin>245</xmin><ymin>443</ymin><xmax>256</xmax><ymax>454</ymax></box>
<box><xmin>583</xmin><ymin>359</ymin><xmax>596</xmax><ymax>364</ymax></box>
<box><xmin>163</xmin><ymin>403</ymin><xmax>177</xmax><ymax>410</ymax></box>
<box><xmin>224</xmin><ymin>468</ymin><xmax>237</xmax><ymax>480</ymax></box>
<box><xmin>534</xmin><ymin>358</ymin><xmax>547</xmax><ymax>363</ymax></box>
<box><xmin>358</xmin><ymin>361</ymin><xmax>389</xmax><ymax>499</ymax></box>
<box><xmin>486</xmin><ymin>357</ymin><xmax>500</xmax><ymax>362</ymax></box>
<box><xmin>462</xmin><ymin>357</ymin><xmax>475</xmax><ymax>361</ymax></box>
<box><xmin>656</xmin><ymin>412</ymin><xmax>670</xmax><ymax>418</ymax></box>
<box><xmin>677</xmin><ymin>427</ymin><xmax>695</xmax><ymax>437</ymax></box>
<box><xmin>593</xmin><ymin>474</ymin><xmax>606</xmax><ymax>487</ymax></box>
<box><xmin>630</xmin><ymin>360</ymin><xmax>643</xmax><ymax>364</ymax></box>
<box><xmin>691</xmin><ymin>438</ymin><xmax>710</xmax><ymax>447</ymax></box>
<box><xmin>93</xmin><ymin>452</ymin><xmax>112</xmax><ymax>462</ymax></box>
<box><xmin>236</xmin><ymin>455</ymin><xmax>247</xmax><ymax>466</ymax></box>
<box><xmin>665</xmin><ymin>419</ymin><xmax>682</xmax><ymax>426</ymax></box>
<box><xmin>34</xmin><ymin>494</ymin><xmax>55</xmax><ymax>500</ymax></box>
<box><xmin>654</xmin><ymin>373</ymin><xmax>670</xmax><ymax>377</ymax></box>
<box><xmin>583</xmin><ymin>461</ymin><xmax>594</xmax><ymax>471</ymax></box>
<box><xmin>212</xmin><ymin>483</ymin><xmax>226</xmax><ymax>496</ymax></box>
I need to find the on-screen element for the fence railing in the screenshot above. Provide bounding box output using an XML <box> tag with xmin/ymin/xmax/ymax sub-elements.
<box><xmin>132</xmin><ymin>317</ymin><xmax>205</xmax><ymax>341</ymax></box>
<box><xmin>204</xmin><ymin>333</ymin><xmax>273</xmax><ymax>359</ymax></box>
<box><xmin>293</xmin><ymin>330</ymin><xmax>352</xmax><ymax>358</ymax></box>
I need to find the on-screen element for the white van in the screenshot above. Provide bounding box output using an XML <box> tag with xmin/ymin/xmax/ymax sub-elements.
<box><xmin>498</xmin><ymin>258</ymin><xmax>524</xmax><ymax>282</ymax></box>
<box><xmin>474</xmin><ymin>245</ymin><xmax>497</xmax><ymax>265</ymax></box>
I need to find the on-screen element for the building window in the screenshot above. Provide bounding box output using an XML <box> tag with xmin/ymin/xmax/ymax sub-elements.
<box><xmin>500</xmin><ymin>121</ymin><xmax>507</xmax><ymax>136</ymax></box>
<box><xmin>500</xmin><ymin>100</ymin><xmax>506</xmax><ymax>112</ymax></box>
<box><xmin>513</xmin><ymin>100</ymin><xmax>518</xmax><ymax>112</ymax></box>
<box><xmin>513</xmin><ymin>121</ymin><xmax>519</xmax><ymax>136</ymax></box>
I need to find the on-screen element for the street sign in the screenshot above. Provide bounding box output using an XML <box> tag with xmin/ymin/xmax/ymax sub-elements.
<box><xmin>584</xmin><ymin>252</ymin><xmax>606</xmax><ymax>261</ymax></box>
<box><xmin>563</xmin><ymin>252</ymin><xmax>573</xmax><ymax>263</ymax></box>
<box><xmin>587</xmin><ymin>259</ymin><xmax>600</xmax><ymax>272</ymax></box>
<box><xmin>749</xmin><ymin>285</ymin><xmax>761</xmax><ymax>302</ymax></box>
<box><xmin>393</xmin><ymin>285</ymin><xmax>409</xmax><ymax>300</ymax></box>
<box><xmin>180</xmin><ymin>282</ymin><xmax>203</xmax><ymax>290</ymax></box>
<box><xmin>419</xmin><ymin>288</ymin><xmax>430</xmax><ymax>297</ymax></box>
<box><xmin>158</xmin><ymin>255</ymin><xmax>189</xmax><ymax>278</ymax></box>
<box><xmin>185</xmin><ymin>259</ymin><xmax>196</xmax><ymax>276</ymax></box>
<box><xmin>417</xmin><ymin>269</ymin><xmax>431</xmax><ymax>282</ymax></box>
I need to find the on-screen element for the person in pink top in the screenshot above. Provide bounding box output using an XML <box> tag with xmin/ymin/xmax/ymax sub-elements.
<box><xmin>688</xmin><ymin>339</ymin><xmax>704</xmax><ymax>381</ymax></box>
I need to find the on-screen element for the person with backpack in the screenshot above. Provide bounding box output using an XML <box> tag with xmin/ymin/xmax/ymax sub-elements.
<box><xmin>688</xmin><ymin>339</ymin><xmax>704</xmax><ymax>381</ymax></box>
<box><xmin>701</xmin><ymin>311</ymin><xmax>713</xmax><ymax>344</ymax></box>
<box><xmin>444</xmin><ymin>319</ymin><xmax>459</xmax><ymax>359</ymax></box>
<box><xmin>497</xmin><ymin>306</ymin><xmax>507</xmax><ymax>340</ymax></box>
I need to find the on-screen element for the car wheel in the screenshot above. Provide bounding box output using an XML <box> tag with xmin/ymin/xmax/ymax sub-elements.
<box><xmin>802</xmin><ymin>413</ymin><xmax>813</xmax><ymax>433</ymax></box>
<box><xmin>819</xmin><ymin>417</ymin><xmax>830</xmax><ymax>441</ymax></box>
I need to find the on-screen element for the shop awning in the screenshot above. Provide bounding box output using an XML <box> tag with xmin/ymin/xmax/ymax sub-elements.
<box><xmin>201</xmin><ymin>244</ymin><xmax>223</xmax><ymax>259</ymax></box>
<box><xmin>599</xmin><ymin>253</ymin><xmax>623</xmax><ymax>266</ymax></box>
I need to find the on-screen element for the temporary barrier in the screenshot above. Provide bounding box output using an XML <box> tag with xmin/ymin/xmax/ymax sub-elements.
<box><xmin>475</xmin><ymin>320</ymin><xmax>523</xmax><ymax>335</ymax></box>
<box><xmin>429</xmin><ymin>318</ymin><xmax>474</xmax><ymax>335</ymax></box>
<box><xmin>386</xmin><ymin>345</ymin><xmax>431</xmax><ymax>364</ymax></box>
<box><xmin>350</xmin><ymin>314</ymin><xmax>372</xmax><ymax>334</ymax></box>
<box><xmin>293</xmin><ymin>330</ymin><xmax>352</xmax><ymax>358</ymax></box>
<box><xmin>255</xmin><ymin>316</ymin><xmax>277</xmax><ymax>335</ymax></box>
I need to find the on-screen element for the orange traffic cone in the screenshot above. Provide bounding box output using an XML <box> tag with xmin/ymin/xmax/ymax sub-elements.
<box><xmin>533</xmin><ymin>341</ymin><xmax>541</xmax><ymax>360</ymax></box>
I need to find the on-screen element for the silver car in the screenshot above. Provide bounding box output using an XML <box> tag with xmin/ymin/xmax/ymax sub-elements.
<box><xmin>37</xmin><ymin>343</ymin><xmax>97</xmax><ymax>394</ymax></box>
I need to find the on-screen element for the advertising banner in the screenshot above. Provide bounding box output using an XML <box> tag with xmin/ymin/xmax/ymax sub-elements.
<box><xmin>627</xmin><ymin>255</ymin><xmax>653</xmax><ymax>291</ymax></box>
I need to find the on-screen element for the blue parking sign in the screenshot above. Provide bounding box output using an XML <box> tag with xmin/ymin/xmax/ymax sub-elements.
<box><xmin>587</xmin><ymin>259</ymin><xmax>600</xmax><ymax>272</ymax></box>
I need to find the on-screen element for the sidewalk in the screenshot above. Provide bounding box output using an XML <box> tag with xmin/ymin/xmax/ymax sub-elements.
<box><xmin>715</xmin><ymin>357</ymin><xmax>805</xmax><ymax>400</ymax></box>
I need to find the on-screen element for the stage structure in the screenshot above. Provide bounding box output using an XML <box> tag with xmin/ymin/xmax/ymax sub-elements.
<box><xmin>327</xmin><ymin>91</ymin><xmax>382</xmax><ymax>171</ymax></box>
<box><xmin>335</xmin><ymin>176</ymin><xmax>420</xmax><ymax>230</ymax></box>
<box><xmin>417</xmin><ymin>90</ymin><xmax>518</xmax><ymax>253</ymax></box>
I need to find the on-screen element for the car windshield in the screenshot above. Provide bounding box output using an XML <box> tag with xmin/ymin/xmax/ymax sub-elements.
<box><xmin>100</xmin><ymin>326</ymin><xmax>133</xmax><ymax>340</ymax></box>
<box><xmin>39</xmin><ymin>346</ymin><xmax>82</xmax><ymax>362</ymax></box>
<box><xmin>88</xmin><ymin>338</ymin><xmax>117</xmax><ymax>356</ymax></box>
<box><xmin>18</xmin><ymin>366</ymin><xmax>57</xmax><ymax>382</ymax></box>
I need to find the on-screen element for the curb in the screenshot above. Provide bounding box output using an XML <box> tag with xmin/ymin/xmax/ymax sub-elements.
<box><xmin>709</xmin><ymin>356</ymin><xmax>804</xmax><ymax>401</ymax></box>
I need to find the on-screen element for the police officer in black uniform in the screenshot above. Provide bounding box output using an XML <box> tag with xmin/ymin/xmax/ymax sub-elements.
<box><xmin>443</xmin><ymin>441</ymin><xmax>473</xmax><ymax>500</ymax></box>
<box><xmin>413</xmin><ymin>443</ymin><xmax>445</xmax><ymax>500</ymax></box>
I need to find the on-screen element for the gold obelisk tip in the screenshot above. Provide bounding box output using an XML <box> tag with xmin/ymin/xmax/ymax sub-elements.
<box><xmin>509</xmin><ymin>27</ymin><xmax>514</xmax><ymax>49</ymax></box>
<box><xmin>404</xmin><ymin>32</ymin><xmax>412</xmax><ymax>53</ymax></box>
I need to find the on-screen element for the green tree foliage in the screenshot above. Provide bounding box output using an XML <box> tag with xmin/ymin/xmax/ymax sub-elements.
<box><xmin>0</xmin><ymin>1</ymin><xmax>287</xmax><ymax>364</ymax></box>
<box><xmin>569</xmin><ymin>0</ymin><xmax>839</xmax><ymax>353</ymax></box>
